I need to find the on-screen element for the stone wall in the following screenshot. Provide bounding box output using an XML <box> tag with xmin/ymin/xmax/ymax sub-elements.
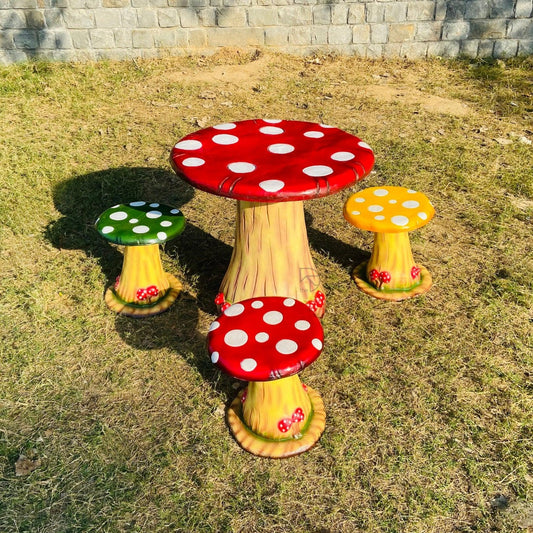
<box><xmin>1</xmin><ymin>0</ymin><xmax>532</xmax><ymax>64</ymax></box>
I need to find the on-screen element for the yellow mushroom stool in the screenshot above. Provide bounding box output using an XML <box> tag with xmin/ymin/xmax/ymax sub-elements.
<box><xmin>95</xmin><ymin>201</ymin><xmax>185</xmax><ymax>317</ymax></box>
<box><xmin>344</xmin><ymin>186</ymin><xmax>435</xmax><ymax>301</ymax></box>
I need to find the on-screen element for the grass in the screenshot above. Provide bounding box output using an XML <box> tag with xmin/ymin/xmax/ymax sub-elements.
<box><xmin>0</xmin><ymin>50</ymin><xmax>532</xmax><ymax>532</ymax></box>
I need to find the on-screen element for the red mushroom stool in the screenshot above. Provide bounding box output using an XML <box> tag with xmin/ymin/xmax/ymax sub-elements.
<box><xmin>95</xmin><ymin>202</ymin><xmax>185</xmax><ymax>317</ymax></box>
<box><xmin>208</xmin><ymin>296</ymin><xmax>326</xmax><ymax>458</ymax></box>
<box><xmin>344</xmin><ymin>186</ymin><xmax>435</xmax><ymax>301</ymax></box>
<box><xmin>171</xmin><ymin>119</ymin><xmax>374</xmax><ymax>317</ymax></box>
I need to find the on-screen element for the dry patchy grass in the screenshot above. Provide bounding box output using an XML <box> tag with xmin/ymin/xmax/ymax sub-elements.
<box><xmin>0</xmin><ymin>50</ymin><xmax>532</xmax><ymax>532</ymax></box>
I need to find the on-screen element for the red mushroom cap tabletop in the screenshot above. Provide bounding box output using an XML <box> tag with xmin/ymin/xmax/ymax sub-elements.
<box><xmin>170</xmin><ymin>119</ymin><xmax>375</xmax><ymax>202</ymax></box>
<box><xmin>207</xmin><ymin>296</ymin><xmax>324</xmax><ymax>381</ymax></box>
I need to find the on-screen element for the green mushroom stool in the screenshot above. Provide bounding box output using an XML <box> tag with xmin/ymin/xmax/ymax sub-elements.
<box><xmin>95</xmin><ymin>201</ymin><xmax>185</xmax><ymax>317</ymax></box>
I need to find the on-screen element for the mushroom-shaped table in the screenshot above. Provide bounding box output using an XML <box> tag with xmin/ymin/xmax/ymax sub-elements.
<box><xmin>344</xmin><ymin>186</ymin><xmax>435</xmax><ymax>301</ymax></box>
<box><xmin>208</xmin><ymin>296</ymin><xmax>325</xmax><ymax>458</ymax></box>
<box><xmin>170</xmin><ymin>119</ymin><xmax>374</xmax><ymax>317</ymax></box>
<box><xmin>95</xmin><ymin>202</ymin><xmax>185</xmax><ymax>317</ymax></box>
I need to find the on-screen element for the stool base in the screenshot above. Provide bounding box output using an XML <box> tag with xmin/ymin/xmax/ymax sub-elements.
<box><xmin>105</xmin><ymin>273</ymin><xmax>182</xmax><ymax>317</ymax></box>
<box><xmin>227</xmin><ymin>385</ymin><xmax>326</xmax><ymax>458</ymax></box>
<box><xmin>352</xmin><ymin>261</ymin><xmax>432</xmax><ymax>301</ymax></box>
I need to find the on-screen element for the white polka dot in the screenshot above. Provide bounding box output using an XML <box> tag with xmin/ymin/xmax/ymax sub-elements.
<box><xmin>304</xmin><ymin>131</ymin><xmax>324</xmax><ymax>138</ymax></box>
<box><xmin>402</xmin><ymin>200</ymin><xmax>420</xmax><ymax>209</ymax></box>
<box><xmin>224</xmin><ymin>329</ymin><xmax>248</xmax><ymax>347</ymax></box>
<box><xmin>391</xmin><ymin>215</ymin><xmax>410</xmax><ymax>227</ymax></box>
<box><xmin>132</xmin><ymin>225</ymin><xmax>150</xmax><ymax>234</ymax></box>
<box><xmin>368</xmin><ymin>205</ymin><xmax>384</xmax><ymax>212</ymax></box>
<box><xmin>276</xmin><ymin>339</ymin><xmax>298</xmax><ymax>355</ymax></box>
<box><xmin>157</xmin><ymin>232</ymin><xmax>167</xmax><ymax>240</ymax></box>
<box><xmin>355</xmin><ymin>197</ymin><xmax>365</xmax><ymax>203</ymax></box>
<box><xmin>374</xmin><ymin>215</ymin><xmax>385</xmax><ymax>221</ymax></box>
<box><xmin>210</xmin><ymin>351</ymin><xmax>219</xmax><ymax>363</ymax></box>
<box><xmin>129</xmin><ymin>218</ymin><xmax>138</xmax><ymax>223</ymax></box>
<box><xmin>130</xmin><ymin>201</ymin><xmax>145</xmax><ymax>207</ymax></box>
<box><xmin>260</xmin><ymin>126</ymin><xmax>284</xmax><ymax>135</ymax></box>
<box><xmin>320</xmin><ymin>123</ymin><xmax>335</xmax><ymax>128</ymax></box>
<box><xmin>224</xmin><ymin>303</ymin><xmax>245</xmax><ymax>317</ymax></box>
<box><xmin>251</xmin><ymin>300</ymin><xmax>264</xmax><ymax>309</ymax></box>
<box><xmin>228</xmin><ymin>162</ymin><xmax>256</xmax><ymax>173</ymax></box>
<box><xmin>111</xmin><ymin>205</ymin><xmax>119</xmax><ymax>209</ymax></box>
<box><xmin>209</xmin><ymin>321</ymin><xmax>220</xmax><ymax>332</ymax></box>
<box><xmin>255</xmin><ymin>332</ymin><xmax>269</xmax><ymax>343</ymax></box>
<box><xmin>283</xmin><ymin>298</ymin><xmax>296</xmax><ymax>307</ymax></box>
<box><xmin>407</xmin><ymin>189</ymin><xmax>417</xmax><ymax>194</ymax></box>
<box><xmin>358</xmin><ymin>142</ymin><xmax>372</xmax><ymax>150</ymax></box>
<box><xmin>259</xmin><ymin>179</ymin><xmax>285</xmax><ymax>193</ymax></box>
<box><xmin>170</xmin><ymin>209</ymin><xmax>180</xmax><ymax>214</ymax></box>
<box><xmin>303</xmin><ymin>165</ymin><xmax>333</xmax><ymax>177</ymax></box>
<box><xmin>312</xmin><ymin>338</ymin><xmax>323</xmax><ymax>350</ymax></box>
<box><xmin>263</xmin><ymin>119</ymin><xmax>282</xmax><ymax>124</ymax></box>
<box><xmin>109</xmin><ymin>211</ymin><xmax>128</xmax><ymax>221</ymax></box>
<box><xmin>212</xmin><ymin>134</ymin><xmax>239</xmax><ymax>145</ymax></box>
<box><xmin>160</xmin><ymin>220</ymin><xmax>172</xmax><ymax>227</ymax></box>
<box><xmin>418</xmin><ymin>212</ymin><xmax>428</xmax><ymax>220</ymax></box>
<box><xmin>101</xmin><ymin>226</ymin><xmax>114</xmax><ymax>234</ymax></box>
<box><xmin>150</xmin><ymin>203</ymin><xmax>159</xmax><ymax>208</ymax></box>
<box><xmin>373</xmin><ymin>189</ymin><xmax>389</xmax><ymax>197</ymax></box>
<box><xmin>240</xmin><ymin>358</ymin><xmax>257</xmax><ymax>372</ymax></box>
<box><xmin>295</xmin><ymin>320</ymin><xmax>310</xmax><ymax>331</ymax></box>
<box><xmin>146</xmin><ymin>210</ymin><xmax>162</xmax><ymax>219</ymax></box>
<box><xmin>331</xmin><ymin>151</ymin><xmax>355</xmax><ymax>161</ymax></box>
<box><xmin>389</xmin><ymin>199</ymin><xmax>397</xmax><ymax>204</ymax></box>
<box><xmin>175</xmin><ymin>139</ymin><xmax>202</xmax><ymax>150</ymax></box>
<box><xmin>351</xmin><ymin>210</ymin><xmax>360</xmax><ymax>216</ymax></box>
<box><xmin>213</xmin><ymin>123</ymin><xmax>236</xmax><ymax>130</ymax></box>
<box><xmin>263</xmin><ymin>311</ymin><xmax>283</xmax><ymax>325</ymax></box>
<box><xmin>182</xmin><ymin>157</ymin><xmax>205</xmax><ymax>167</ymax></box>
<box><xmin>268</xmin><ymin>143</ymin><xmax>295</xmax><ymax>154</ymax></box>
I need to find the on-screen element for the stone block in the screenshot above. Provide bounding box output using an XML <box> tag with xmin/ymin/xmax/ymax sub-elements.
<box><xmin>132</xmin><ymin>28</ymin><xmax>154</xmax><ymax>46</ymax></box>
<box><xmin>515</xmin><ymin>0</ymin><xmax>532</xmax><ymax>17</ymax></box>
<box><xmin>507</xmin><ymin>18</ymin><xmax>533</xmax><ymax>39</ymax></box>
<box><xmin>434</xmin><ymin>0</ymin><xmax>447</xmax><ymax>20</ymax></box>
<box><xmin>313</xmin><ymin>4</ymin><xmax>331</xmax><ymax>25</ymax></box>
<box><xmin>331</xmin><ymin>4</ymin><xmax>348</xmax><ymax>24</ymax></box>
<box><xmin>103</xmin><ymin>0</ymin><xmax>130</xmax><ymax>7</ymax></box>
<box><xmin>382</xmin><ymin>42</ymin><xmax>402</xmax><ymax>57</ymax></box>
<box><xmin>388</xmin><ymin>23</ymin><xmax>415</xmax><ymax>42</ymax></box>
<box><xmin>477</xmin><ymin>39</ymin><xmax>494</xmax><ymax>57</ymax></box>
<box><xmin>154</xmin><ymin>27</ymin><xmax>177</xmax><ymax>45</ymax></box>
<box><xmin>70</xmin><ymin>29</ymin><xmax>91</xmax><ymax>48</ymax></box>
<box><xmin>90</xmin><ymin>28</ymin><xmax>115</xmax><ymax>47</ymax></box>
<box><xmin>459</xmin><ymin>39</ymin><xmax>480</xmax><ymax>57</ymax></box>
<box><xmin>248</xmin><ymin>6</ymin><xmax>278</xmax><ymax>26</ymax></box>
<box><xmin>288</xmin><ymin>25</ymin><xmax>311</xmax><ymax>44</ymax></box>
<box><xmin>465</xmin><ymin>0</ymin><xmax>489</xmax><ymax>19</ymax></box>
<box><xmin>407</xmin><ymin>1</ymin><xmax>435</xmax><ymax>20</ymax></box>
<box><xmin>11</xmin><ymin>0</ymin><xmax>37</xmax><ymax>7</ymax></box>
<box><xmin>63</xmin><ymin>9</ymin><xmax>95</xmax><ymax>28</ymax></box>
<box><xmin>311</xmin><ymin>25</ymin><xmax>328</xmax><ymax>44</ymax></box>
<box><xmin>0</xmin><ymin>11</ymin><xmax>26</xmax><ymax>28</ymax></box>
<box><xmin>151</xmin><ymin>0</ymin><xmax>169</xmax><ymax>7</ymax></box>
<box><xmin>55</xmin><ymin>28</ymin><xmax>73</xmax><ymax>47</ymax></box>
<box><xmin>158</xmin><ymin>8</ymin><xmax>179</xmax><ymax>27</ymax></box>
<box><xmin>328</xmin><ymin>25</ymin><xmax>352</xmax><ymax>44</ymax></box>
<box><xmin>366</xmin><ymin>43</ymin><xmax>383</xmax><ymax>57</ymax></box>
<box><xmin>13</xmin><ymin>29</ymin><xmax>39</xmax><ymax>49</ymax></box>
<box><xmin>518</xmin><ymin>39</ymin><xmax>533</xmax><ymax>55</ymax></box>
<box><xmin>197</xmin><ymin>7</ymin><xmax>216</xmax><ymax>26</ymax></box>
<box><xmin>427</xmin><ymin>39</ymin><xmax>460</xmax><ymax>57</ymax></box>
<box><xmin>489</xmin><ymin>0</ymin><xmax>514</xmax><ymax>18</ymax></box>
<box><xmin>384</xmin><ymin>2</ymin><xmax>407</xmax><ymax>22</ymax></box>
<box><xmin>265</xmin><ymin>26</ymin><xmax>288</xmax><ymax>45</ymax></box>
<box><xmin>188</xmin><ymin>27</ymin><xmax>206</xmax><ymax>45</ymax></box>
<box><xmin>415</xmin><ymin>21</ymin><xmax>442</xmax><ymax>41</ymax></box>
<box><xmin>493</xmin><ymin>39</ymin><xmax>518</xmax><ymax>58</ymax></box>
<box><xmin>179</xmin><ymin>8</ymin><xmax>199</xmax><ymax>27</ymax></box>
<box><xmin>352</xmin><ymin>23</ymin><xmax>370</xmax><ymax>43</ymax></box>
<box><xmin>224</xmin><ymin>0</ymin><xmax>251</xmax><ymax>6</ymax></box>
<box><xmin>206</xmin><ymin>26</ymin><xmax>263</xmax><ymax>45</ymax></box>
<box><xmin>0</xmin><ymin>50</ymin><xmax>28</xmax><ymax>65</ymax></box>
<box><xmin>114</xmin><ymin>28</ymin><xmax>132</xmax><ymax>47</ymax></box>
<box><xmin>442</xmin><ymin>20</ymin><xmax>469</xmax><ymax>40</ymax></box>
<box><xmin>137</xmin><ymin>8</ymin><xmax>158</xmax><ymax>27</ymax></box>
<box><xmin>370</xmin><ymin>22</ymin><xmax>387</xmax><ymax>43</ymax></box>
<box><xmin>25</xmin><ymin>10</ymin><xmax>45</xmax><ymax>29</ymax></box>
<box><xmin>95</xmin><ymin>8</ymin><xmax>122</xmax><ymax>27</ymax></box>
<box><xmin>215</xmin><ymin>7</ymin><xmax>245</xmax><ymax>26</ymax></box>
<box><xmin>446</xmin><ymin>0</ymin><xmax>465</xmax><ymax>19</ymax></box>
<box><xmin>348</xmin><ymin>4</ymin><xmax>364</xmax><ymax>24</ymax></box>
<box><xmin>366</xmin><ymin>3</ymin><xmax>384</xmax><ymax>23</ymax></box>
<box><xmin>44</xmin><ymin>9</ymin><xmax>64</xmax><ymax>28</ymax></box>
<box><xmin>277</xmin><ymin>6</ymin><xmax>312</xmax><ymax>25</ymax></box>
<box><xmin>400</xmin><ymin>41</ymin><xmax>428</xmax><ymax>58</ymax></box>
<box><xmin>469</xmin><ymin>19</ymin><xmax>506</xmax><ymax>39</ymax></box>
<box><xmin>132</xmin><ymin>0</ymin><xmax>149</xmax><ymax>6</ymax></box>
<box><xmin>0</xmin><ymin>30</ymin><xmax>15</xmax><ymax>49</ymax></box>
<box><xmin>120</xmin><ymin>8</ymin><xmax>138</xmax><ymax>27</ymax></box>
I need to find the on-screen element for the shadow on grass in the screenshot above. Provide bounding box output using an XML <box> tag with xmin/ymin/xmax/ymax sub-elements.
<box><xmin>45</xmin><ymin>166</ymin><xmax>236</xmax><ymax>400</ymax></box>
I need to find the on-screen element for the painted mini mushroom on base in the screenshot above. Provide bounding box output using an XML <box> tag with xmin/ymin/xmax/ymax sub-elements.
<box><xmin>171</xmin><ymin>119</ymin><xmax>374</xmax><ymax>317</ymax></box>
<box><xmin>208</xmin><ymin>296</ymin><xmax>326</xmax><ymax>458</ymax></box>
<box><xmin>95</xmin><ymin>202</ymin><xmax>185</xmax><ymax>317</ymax></box>
<box><xmin>344</xmin><ymin>186</ymin><xmax>435</xmax><ymax>301</ymax></box>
